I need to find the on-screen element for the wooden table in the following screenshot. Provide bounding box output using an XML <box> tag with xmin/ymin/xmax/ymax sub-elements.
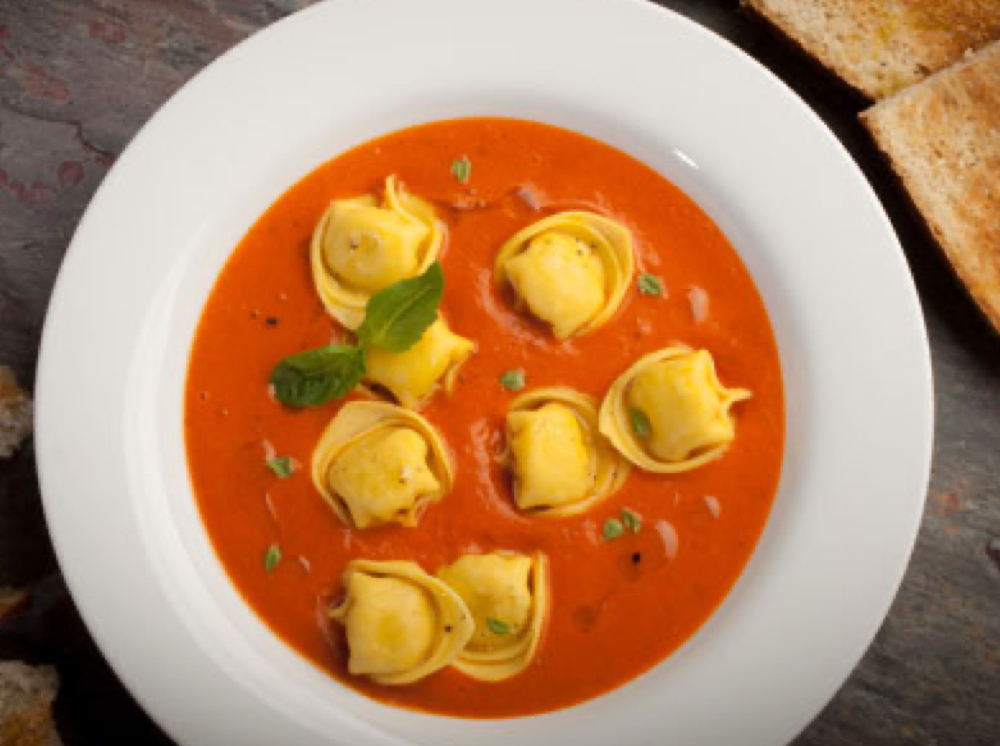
<box><xmin>1</xmin><ymin>1</ymin><xmax>997</xmax><ymax>744</ymax></box>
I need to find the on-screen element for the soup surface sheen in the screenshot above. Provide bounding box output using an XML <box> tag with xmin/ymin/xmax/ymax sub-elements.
<box><xmin>185</xmin><ymin>118</ymin><xmax>785</xmax><ymax>717</ymax></box>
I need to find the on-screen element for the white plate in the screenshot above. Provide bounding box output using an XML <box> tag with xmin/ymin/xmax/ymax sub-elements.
<box><xmin>35</xmin><ymin>0</ymin><xmax>933</xmax><ymax>744</ymax></box>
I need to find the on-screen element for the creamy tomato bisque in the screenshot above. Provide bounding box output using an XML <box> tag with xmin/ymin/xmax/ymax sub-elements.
<box><xmin>185</xmin><ymin>118</ymin><xmax>784</xmax><ymax>717</ymax></box>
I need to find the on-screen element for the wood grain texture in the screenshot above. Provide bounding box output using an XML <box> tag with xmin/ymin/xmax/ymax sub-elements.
<box><xmin>0</xmin><ymin>1</ymin><xmax>997</xmax><ymax>744</ymax></box>
<box><xmin>863</xmin><ymin>42</ymin><xmax>1000</xmax><ymax>335</ymax></box>
<box><xmin>744</xmin><ymin>0</ymin><xmax>1000</xmax><ymax>99</ymax></box>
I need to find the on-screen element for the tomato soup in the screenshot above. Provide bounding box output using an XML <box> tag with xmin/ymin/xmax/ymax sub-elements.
<box><xmin>184</xmin><ymin>118</ymin><xmax>784</xmax><ymax>717</ymax></box>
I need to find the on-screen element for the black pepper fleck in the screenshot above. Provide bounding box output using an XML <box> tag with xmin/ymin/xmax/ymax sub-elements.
<box><xmin>266</xmin><ymin>316</ymin><xmax>279</xmax><ymax>327</ymax></box>
<box><xmin>444</xmin><ymin>625</ymin><xmax>453</xmax><ymax>633</ymax></box>
<box><xmin>631</xmin><ymin>552</ymin><xmax>642</xmax><ymax>565</ymax></box>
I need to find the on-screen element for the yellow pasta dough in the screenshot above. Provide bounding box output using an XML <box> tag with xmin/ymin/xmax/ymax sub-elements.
<box><xmin>506</xmin><ymin>387</ymin><xmax>629</xmax><ymax>516</ymax></box>
<box><xmin>330</xmin><ymin>560</ymin><xmax>474</xmax><ymax>685</ymax></box>
<box><xmin>364</xmin><ymin>318</ymin><xmax>475</xmax><ymax>409</ymax></box>
<box><xmin>311</xmin><ymin>175</ymin><xmax>444</xmax><ymax>329</ymax></box>
<box><xmin>599</xmin><ymin>346</ymin><xmax>751</xmax><ymax>473</ymax></box>
<box><xmin>495</xmin><ymin>211</ymin><xmax>634</xmax><ymax>339</ymax></box>
<box><xmin>437</xmin><ymin>552</ymin><xmax>548</xmax><ymax>682</ymax></box>
<box><xmin>312</xmin><ymin>401</ymin><xmax>454</xmax><ymax>528</ymax></box>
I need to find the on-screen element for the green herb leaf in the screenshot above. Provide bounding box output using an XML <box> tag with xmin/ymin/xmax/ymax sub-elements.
<box><xmin>451</xmin><ymin>155</ymin><xmax>472</xmax><ymax>184</ymax></box>
<box><xmin>486</xmin><ymin>617</ymin><xmax>510</xmax><ymax>636</ymax></box>
<box><xmin>356</xmin><ymin>262</ymin><xmax>444</xmax><ymax>352</ymax></box>
<box><xmin>629</xmin><ymin>407</ymin><xmax>652</xmax><ymax>438</ymax></box>
<box><xmin>621</xmin><ymin>507</ymin><xmax>642</xmax><ymax>534</ymax></box>
<box><xmin>264</xmin><ymin>544</ymin><xmax>282</xmax><ymax>574</ymax></box>
<box><xmin>268</xmin><ymin>264</ymin><xmax>447</xmax><ymax>407</ymax></box>
<box><xmin>602</xmin><ymin>517</ymin><xmax>624</xmax><ymax>541</ymax></box>
<box><xmin>270</xmin><ymin>345</ymin><xmax>366</xmax><ymax>408</ymax></box>
<box><xmin>638</xmin><ymin>273</ymin><xmax>665</xmax><ymax>296</ymax></box>
<box><xmin>266</xmin><ymin>456</ymin><xmax>296</xmax><ymax>479</ymax></box>
<box><xmin>499</xmin><ymin>369</ymin><xmax>526</xmax><ymax>392</ymax></box>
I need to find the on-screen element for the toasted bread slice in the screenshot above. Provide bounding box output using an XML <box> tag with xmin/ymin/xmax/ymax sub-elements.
<box><xmin>0</xmin><ymin>662</ymin><xmax>62</xmax><ymax>746</ymax></box>
<box><xmin>0</xmin><ymin>367</ymin><xmax>32</xmax><ymax>458</ymax></box>
<box><xmin>745</xmin><ymin>0</ymin><xmax>1000</xmax><ymax>99</ymax></box>
<box><xmin>862</xmin><ymin>42</ymin><xmax>1000</xmax><ymax>332</ymax></box>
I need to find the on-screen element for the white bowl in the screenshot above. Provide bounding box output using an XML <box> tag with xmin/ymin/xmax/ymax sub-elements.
<box><xmin>35</xmin><ymin>0</ymin><xmax>933</xmax><ymax>744</ymax></box>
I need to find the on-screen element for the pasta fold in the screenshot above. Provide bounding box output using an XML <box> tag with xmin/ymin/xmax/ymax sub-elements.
<box><xmin>330</xmin><ymin>560</ymin><xmax>474</xmax><ymax>685</ymax></box>
<box><xmin>599</xmin><ymin>346</ymin><xmax>751</xmax><ymax>473</ymax></box>
<box><xmin>505</xmin><ymin>387</ymin><xmax>629</xmax><ymax>516</ymax></box>
<box><xmin>437</xmin><ymin>552</ymin><xmax>548</xmax><ymax>682</ymax></box>
<box><xmin>495</xmin><ymin>211</ymin><xmax>634</xmax><ymax>339</ymax></box>
<box><xmin>312</xmin><ymin>175</ymin><xmax>444</xmax><ymax>329</ymax></box>
<box><xmin>363</xmin><ymin>318</ymin><xmax>475</xmax><ymax>409</ymax></box>
<box><xmin>312</xmin><ymin>401</ymin><xmax>454</xmax><ymax>528</ymax></box>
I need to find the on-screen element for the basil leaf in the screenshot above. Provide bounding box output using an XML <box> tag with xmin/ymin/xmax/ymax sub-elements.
<box><xmin>451</xmin><ymin>155</ymin><xmax>471</xmax><ymax>184</ymax></box>
<box><xmin>499</xmin><ymin>369</ymin><xmax>525</xmax><ymax>392</ymax></box>
<box><xmin>266</xmin><ymin>456</ymin><xmax>296</xmax><ymax>479</ymax></box>
<box><xmin>270</xmin><ymin>345</ymin><xmax>365</xmax><ymax>407</ymax></box>
<box><xmin>602</xmin><ymin>518</ymin><xmax>624</xmax><ymax>541</ymax></box>
<box><xmin>621</xmin><ymin>507</ymin><xmax>642</xmax><ymax>534</ymax></box>
<box><xmin>269</xmin><ymin>265</ymin><xmax>447</xmax><ymax>406</ymax></box>
<box><xmin>638</xmin><ymin>273</ymin><xmax>664</xmax><ymax>296</ymax></box>
<box><xmin>264</xmin><ymin>544</ymin><xmax>282</xmax><ymax>574</ymax></box>
<box><xmin>357</xmin><ymin>262</ymin><xmax>444</xmax><ymax>352</ymax></box>
<box><xmin>486</xmin><ymin>617</ymin><xmax>510</xmax><ymax>636</ymax></box>
<box><xmin>629</xmin><ymin>407</ymin><xmax>652</xmax><ymax>438</ymax></box>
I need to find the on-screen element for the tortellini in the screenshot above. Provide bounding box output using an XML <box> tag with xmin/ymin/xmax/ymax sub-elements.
<box><xmin>495</xmin><ymin>211</ymin><xmax>634</xmax><ymax>339</ymax></box>
<box><xmin>437</xmin><ymin>552</ymin><xmax>549</xmax><ymax>682</ymax></box>
<box><xmin>505</xmin><ymin>388</ymin><xmax>630</xmax><ymax>516</ymax></box>
<box><xmin>599</xmin><ymin>346</ymin><xmax>751</xmax><ymax>473</ymax></box>
<box><xmin>311</xmin><ymin>175</ymin><xmax>444</xmax><ymax>329</ymax></box>
<box><xmin>311</xmin><ymin>401</ymin><xmax>454</xmax><ymax>528</ymax></box>
<box><xmin>363</xmin><ymin>317</ymin><xmax>475</xmax><ymax>409</ymax></box>
<box><xmin>330</xmin><ymin>560</ymin><xmax>474</xmax><ymax>685</ymax></box>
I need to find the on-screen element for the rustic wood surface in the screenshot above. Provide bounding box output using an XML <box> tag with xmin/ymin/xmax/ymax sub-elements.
<box><xmin>0</xmin><ymin>1</ymin><xmax>997</xmax><ymax>744</ymax></box>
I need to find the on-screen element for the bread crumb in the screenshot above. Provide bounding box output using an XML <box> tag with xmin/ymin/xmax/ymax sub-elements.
<box><xmin>0</xmin><ymin>367</ymin><xmax>33</xmax><ymax>458</ymax></box>
<box><xmin>0</xmin><ymin>661</ymin><xmax>62</xmax><ymax>746</ymax></box>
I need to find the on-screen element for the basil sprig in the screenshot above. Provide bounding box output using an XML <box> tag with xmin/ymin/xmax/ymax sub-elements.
<box><xmin>270</xmin><ymin>262</ymin><xmax>444</xmax><ymax>408</ymax></box>
<box><xmin>499</xmin><ymin>369</ymin><xmax>526</xmax><ymax>392</ymax></box>
<box><xmin>621</xmin><ymin>507</ymin><xmax>642</xmax><ymax>534</ymax></box>
<box><xmin>264</xmin><ymin>543</ymin><xmax>282</xmax><ymax>574</ymax></box>
<box><xmin>486</xmin><ymin>617</ymin><xmax>511</xmax><ymax>636</ymax></box>
<box><xmin>602</xmin><ymin>518</ymin><xmax>624</xmax><ymax>541</ymax></box>
<box><xmin>629</xmin><ymin>407</ymin><xmax>652</xmax><ymax>438</ymax></box>
<box><xmin>451</xmin><ymin>155</ymin><xmax>471</xmax><ymax>184</ymax></box>
<box><xmin>270</xmin><ymin>346</ymin><xmax>365</xmax><ymax>408</ymax></box>
<box><xmin>266</xmin><ymin>455</ymin><xmax>297</xmax><ymax>479</ymax></box>
<box><xmin>356</xmin><ymin>263</ymin><xmax>444</xmax><ymax>351</ymax></box>
<box><xmin>637</xmin><ymin>272</ymin><xmax>664</xmax><ymax>296</ymax></box>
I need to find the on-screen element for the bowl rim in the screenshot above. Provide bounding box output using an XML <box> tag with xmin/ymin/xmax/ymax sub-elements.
<box><xmin>35</xmin><ymin>1</ymin><xmax>933</xmax><ymax>745</ymax></box>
